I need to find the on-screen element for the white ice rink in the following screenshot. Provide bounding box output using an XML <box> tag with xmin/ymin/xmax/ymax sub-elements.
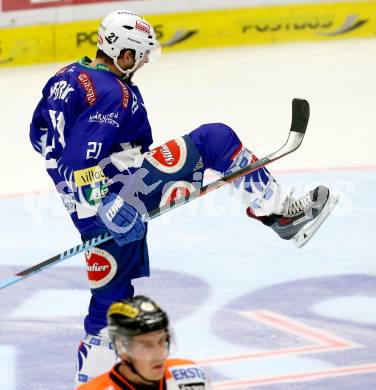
<box><xmin>0</xmin><ymin>39</ymin><xmax>376</xmax><ymax>389</ymax></box>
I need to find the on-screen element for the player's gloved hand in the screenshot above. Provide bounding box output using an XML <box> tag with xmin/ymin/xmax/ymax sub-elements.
<box><xmin>97</xmin><ymin>192</ymin><xmax>146</xmax><ymax>246</ymax></box>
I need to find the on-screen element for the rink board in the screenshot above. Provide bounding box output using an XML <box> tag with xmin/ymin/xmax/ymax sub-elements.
<box><xmin>1</xmin><ymin>1</ymin><xmax>376</xmax><ymax>67</ymax></box>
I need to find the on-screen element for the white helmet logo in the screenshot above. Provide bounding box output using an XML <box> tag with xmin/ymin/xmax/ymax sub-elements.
<box><xmin>140</xmin><ymin>302</ymin><xmax>156</xmax><ymax>312</ymax></box>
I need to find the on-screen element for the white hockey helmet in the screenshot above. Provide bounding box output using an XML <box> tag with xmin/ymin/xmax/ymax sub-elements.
<box><xmin>97</xmin><ymin>10</ymin><xmax>161</xmax><ymax>76</ymax></box>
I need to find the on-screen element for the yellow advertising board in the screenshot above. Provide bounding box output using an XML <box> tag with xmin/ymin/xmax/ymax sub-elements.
<box><xmin>1</xmin><ymin>2</ymin><xmax>376</xmax><ymax>67</ymax></box>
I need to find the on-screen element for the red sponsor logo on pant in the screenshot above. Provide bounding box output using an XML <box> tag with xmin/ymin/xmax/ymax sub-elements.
<box><xmin>146</xmin><ymin>137</ymin><xmax>187</xmax><ymax>174</ymax></box>
<box><xmin>160</xmin><ymin>181</ymin><xmax>197</xmax><ymax>207</ymax></box>
<box><xmin>85</xmin><ymin>247</ymin><xmax>117</xmax><ymax>289</ymax></box>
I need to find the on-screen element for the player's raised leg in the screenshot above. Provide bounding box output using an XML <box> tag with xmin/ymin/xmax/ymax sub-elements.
<box><xmin>189</xmin><ymin>123</ymin><xmax>338</xmax><ymax>247</ymax></box>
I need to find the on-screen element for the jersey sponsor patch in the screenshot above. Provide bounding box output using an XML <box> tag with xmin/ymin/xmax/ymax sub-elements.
<box><xmin>176</xmin><ymin>384</ymin><xmax>206</xmax><ymax>390</ymax></box>
<box><xmin>145</xmin><ymin>137</ymin><xmax>187</xmax><ymax>174</ymax></box>
<box><xmin>84</xmin><ymin>182</ymin><xmax>109</xmax><ymax>205</ymax></box>
<box><xmin>170</xmin><ymin>365</ymin><xmax>207</xmax><ymax>382</ymax></box>
<box><xmin>61</xmin><ymin>193</ymin><xmax>76</xmax><ymax>214</ymax></box>
<box><xmin>73</xmin><ymin>165</ymin><xmax>106</xmax><ymax>187</ymax></box>
<box><xmin>78</xmin><ymin>72</ymin><xmax>97</xmax><ymax>106</ymax></box>
<box><xmin>89</xmin><ymin>111</ymin><xmax>120</xmax><ymax>127</ymax></box>
<box><xmin>85</xmin><ymin>247</ymin><xmax>117</xmax><ymax>289</ymax></box>
<box><xmin>115</xmin><ymin>78</ymin><xmax>129</xmax><ymax>109</ymax></box>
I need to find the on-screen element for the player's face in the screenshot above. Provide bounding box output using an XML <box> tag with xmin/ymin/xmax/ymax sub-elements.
<box><xmin>127</xmin><ymin>330</ymin><xmax>169</xmax><ymax>381</ymax></box>
<box><xmin>122</xmin><ymin>50</ymin><xmax>149</xmax><ymax>80</ymax></box>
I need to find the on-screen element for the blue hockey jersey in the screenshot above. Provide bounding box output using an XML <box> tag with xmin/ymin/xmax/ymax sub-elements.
<box><xmin>30</xmin><ymin>57</ymin><xmax>153</xmax><ymax>235</ymax></box>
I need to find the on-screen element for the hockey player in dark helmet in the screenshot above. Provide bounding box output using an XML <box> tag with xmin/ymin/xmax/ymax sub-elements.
<box><xmin>78</xmin><ymin>296</ymin><xmax>211</xmax><ymax>389</ymax></box>
<box><xmin>108</xmin><ymin>296</ymin><xmax>171</xmax><ymax>383</ymax></box>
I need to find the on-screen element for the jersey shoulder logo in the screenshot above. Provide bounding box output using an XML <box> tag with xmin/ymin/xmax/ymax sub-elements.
<box><xmin>115</xmin><ymin>78</ymin><xmax>130</xmax><ymax>109</ymax></box>
<box><xmin>77</xmin><ymin>72</ymin><xmax>97</xmax><ymax>106</ymax></box>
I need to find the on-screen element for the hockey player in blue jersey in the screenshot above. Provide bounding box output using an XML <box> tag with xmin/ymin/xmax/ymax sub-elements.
<box><xmin>29</xmin><ymin>10</ymin><xmax>338</xmax><ymax>388</ymax></box>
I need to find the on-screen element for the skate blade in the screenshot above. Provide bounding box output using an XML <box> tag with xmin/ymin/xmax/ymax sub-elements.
<box><xmin>292</xmin><ymin>193</ymin><xmax>340</xmax><ymax>249</ymax></box>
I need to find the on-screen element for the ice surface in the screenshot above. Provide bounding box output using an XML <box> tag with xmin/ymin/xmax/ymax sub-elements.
<box><xmin>0</xmin><ymin>39</ymin><xmax>375</xmax><ymax>389</ymax></box>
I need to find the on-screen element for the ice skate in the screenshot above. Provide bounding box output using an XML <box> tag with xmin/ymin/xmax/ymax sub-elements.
<box><xmin>248</xmin><ymin>185</ymin><xmax>339</xmax><ymax>248</ymax></box>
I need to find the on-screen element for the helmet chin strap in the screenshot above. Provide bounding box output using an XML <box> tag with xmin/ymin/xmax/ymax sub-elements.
<box><xmin>123</xmin><ymin>358</ymin><xmax>160</xmax><ymax>386</ymax></box>
<box><xmin>113</xmin><ymin>57</ymin><xmax>140</xmax><ymax>79</ymax></box>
